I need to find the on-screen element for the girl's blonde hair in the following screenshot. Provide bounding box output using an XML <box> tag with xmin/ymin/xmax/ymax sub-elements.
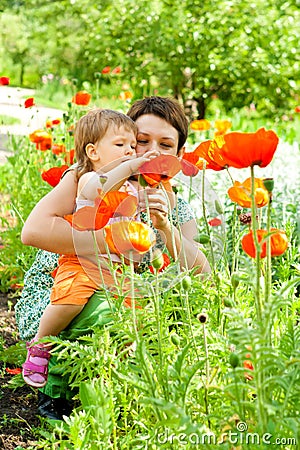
<box><xmin>74</xmin><ymin>108</ymin><xmax>137</xmax><ymax>179</ymax></box>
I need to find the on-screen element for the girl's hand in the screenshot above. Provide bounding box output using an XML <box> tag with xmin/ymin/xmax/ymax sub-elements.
<box><xmin>128</xmin><ymin>150</ymin><xmax>160</xmax><ymax>173</ymax></box>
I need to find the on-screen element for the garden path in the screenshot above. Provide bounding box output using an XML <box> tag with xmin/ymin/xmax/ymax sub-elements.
<box><xmin>0</xmin><ymin>86</ymin><xmax>63</xmax><ymax>165</ymax></box>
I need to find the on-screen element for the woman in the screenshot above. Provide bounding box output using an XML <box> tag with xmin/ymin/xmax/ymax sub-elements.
<box><xmin>17</xmin><ymin>96</ymin><xmax>211</xmax><ymax>419</ymax></box>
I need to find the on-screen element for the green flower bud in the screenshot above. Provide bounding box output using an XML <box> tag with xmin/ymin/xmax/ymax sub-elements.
<box><xmin>170</xmin><ymin>333</ymin><xmax>181</xmax><ymax>346</ymax></box>
<box><xmin>151</xmin><ymin>249</ymin><xmax>164</xmax><ymax>270</ymax></box>
<box><xmin>182</xmin><ymin>275</ymin><xmax>192</xmax><ymax>291</ymax></box>
<box><xmin>223</xmin><ymin>298</ymin><xmax>234</xmax><ymax>308</ymax></box>
<box><xmin>231</xmin><ymin>272</ymin><xmax>240</xmax><ymax>290</ymax></box>
<box><xmin>138</xmin><ymin>174</ymin><xmax>149</xmax><ymax>187</ymax></box>
<box><xmin>194</xmin><ymin>234</ymin><xmax>210</xmax><ymax>244</ymax></box>
<box><xmin>229</xmin><ymin>352</ymin><xmax>240</xmax><ymax>368</ymax></box>
<box><xmin>215</xmin><ymin>199</ymin><xmax>223</xmax><ymax>215</ymax></box>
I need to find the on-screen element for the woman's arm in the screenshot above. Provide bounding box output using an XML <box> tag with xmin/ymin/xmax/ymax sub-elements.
<box><xmin>21</xmin><ymin>171</ymin><xmax>106</xmax><ymax>255</ymax></box>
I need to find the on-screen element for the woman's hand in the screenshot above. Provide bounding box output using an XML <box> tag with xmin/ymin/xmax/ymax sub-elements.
<box><xmin>138</xmin><ymin>187</ymin><xmax>174</xmax><ymax>230</ymax></box>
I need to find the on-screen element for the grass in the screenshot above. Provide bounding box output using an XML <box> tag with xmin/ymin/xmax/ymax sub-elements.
<box><xmin>0</xmin><ymin>115</ymin><xmax>21</xmax><ymax>125</ymax></box>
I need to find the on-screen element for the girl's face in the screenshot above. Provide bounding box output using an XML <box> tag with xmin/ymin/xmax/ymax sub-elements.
<box><xmin>135</xmin><ymin>114</ymin><xmax>183</xmax><ymax>158</ymax></box>
<box><xmin>92</xmin><ymin>125</ymin><xmax>137</xmax><ymax>170</ymax></box>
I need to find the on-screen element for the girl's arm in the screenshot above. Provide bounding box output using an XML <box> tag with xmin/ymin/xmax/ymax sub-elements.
<box><xmin>21</xmin><ymin>171</ymin><xmax>106</xmax><ymax>255</ymax></box>
<box><xmin>78</xmin><ymin>150</ymin><xmax>159</xmax><ymax>201</ymax></box>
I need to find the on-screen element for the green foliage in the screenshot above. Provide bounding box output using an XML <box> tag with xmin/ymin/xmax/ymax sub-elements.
<box><xmin>0</xmin><ymin>0</ymin><xmax>299</xmax><ymax>118</ymax></box>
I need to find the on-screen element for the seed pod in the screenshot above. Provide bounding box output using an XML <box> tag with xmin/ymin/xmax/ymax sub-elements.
<box><xmin>229</xmin><ymin>352</ymin><xmax>240</xmax><ymax>368</ymax></box>
<box><xmin>263</xmin><ymin>177</ymin><xmax>274</xmax><ymax>193</ymax></box>
<box><xmin>239</xmin><ymin>213</ymin><xmax>252</xmax><ymax>225</ymax></box>
<box><xmin>197</xmin><ymin>312</ymin><xmax>208</xmax><ymax>324</ymax></box>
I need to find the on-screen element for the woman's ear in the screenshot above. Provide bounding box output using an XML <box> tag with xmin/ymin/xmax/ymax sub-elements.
<box><xmin>177</xmin><ymin>146</ymin><xmax>185</xmax><ymax>159</ymax></box>
<box><xmin>85</xmin><ymin>143</ymin><xmax>99</xmax><ymax>161</ymax></box>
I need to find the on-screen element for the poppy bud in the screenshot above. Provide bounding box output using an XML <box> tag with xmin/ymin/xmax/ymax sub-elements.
<box><xmin>214</xmin><ymin>199</ymin><xmax>223</xmax><ymax>215</ymax></box>
<box><xmin>138</xmin><ymin>174</ymin><xmax>149</xmax><ymax>187</ymax></box>
<box><xmin>197</xmin><ymin>312</ymin><xmax>208</xmax><ymax>323</ymax></box>
<box><xmin>229</xmin><ymin>352</ymin><xmax>240</xmax><ymax>368</ymax></box>
<box><xmin>224</xmin><ymin>298</ymin><xmax>234</xmax><ymax>308</ymax></box>
<box><xmin>231</xmin><ymin>272</ymin><xmax>240</xmax><ymax>289</ymax></box>
<box><xmin>194</xmin><ymin>234</ymin><xmax>210</xmax><ymax>244</ymax></box>
<box><xmin>99</xmin><ymin>174</ymin><xmax>108</xmax><ymax>185</ymax></box>
<box><xmin>263</xmin><ymin>177</ymin><xmax>274</xmax><ymax>193</ymax></box>
<box><xmin>170</xmin><ymin>333</ymin><xmax>181</xmax><ymax>346</ymax></box>
<box><xmin>182</xmin><ymin>275</ymin><xmax>192</xmax><ymax>291</ymax></box>
<box><xmin>150</xmin><ymin>249</ymin><xmax>164</xmax><ymax>270</ymax></box>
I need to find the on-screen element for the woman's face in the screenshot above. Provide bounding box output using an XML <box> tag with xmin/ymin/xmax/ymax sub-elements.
<box><xmin>135</xmin><ymin>114</ymin><xmax>183</xmax><ymax>158</ymax></box>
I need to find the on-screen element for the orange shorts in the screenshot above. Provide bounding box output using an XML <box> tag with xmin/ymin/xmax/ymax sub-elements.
<box><xmin>50</xmin><ymin>255</ymin><xmax>142</xmax><ymax>308</ymax></box>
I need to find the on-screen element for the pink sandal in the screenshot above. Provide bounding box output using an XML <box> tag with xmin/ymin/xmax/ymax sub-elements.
<box><xmin>22</xmin><ymin>339</ymin><xmax>51</xmax><ymax>388</ymax></box>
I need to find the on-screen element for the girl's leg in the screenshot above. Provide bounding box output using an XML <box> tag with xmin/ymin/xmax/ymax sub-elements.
<box><xmin>36</xmin><ymin>304</ymin><xmax>85</xmax><ymax>338</ymax></box>
<box><xmin>23</xmin><ymin>304</ymin><xmax>84</xmax><ymax>388</ymax></box>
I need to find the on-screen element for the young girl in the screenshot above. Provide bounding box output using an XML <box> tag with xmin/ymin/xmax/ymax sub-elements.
<box><xmin>22</xmin><ymin>108</ymin><xmax>158</xmax><ymax>388</ymax></box>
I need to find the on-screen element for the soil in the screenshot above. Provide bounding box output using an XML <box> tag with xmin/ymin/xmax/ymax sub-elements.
<box><xmin>0</xmin><ymin>292</ymin><xmax>40</xmax><ymax>450</ymax></box>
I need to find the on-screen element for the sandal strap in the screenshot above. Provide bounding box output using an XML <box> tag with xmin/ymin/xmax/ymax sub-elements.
<box><xmin>22</xmin><ymin>360</ymin><xmax>48</xmax><ymax>375</ymax></box>
<box><xmin>26</xmin><ymin>341</ymin><xmax>51</xmax><ymax>359</ymax></box>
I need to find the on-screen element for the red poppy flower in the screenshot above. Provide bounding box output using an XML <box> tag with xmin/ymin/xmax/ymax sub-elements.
<box><xmin>41</xmin><ymin>165</ymin><xmax>69</xmax><ymax>187</ymax></box>
<box><xmin>243</xmin><ymin>359</ymin><xmax>254</xmax><ymax>380</ymax></box>
<box><xmin>46</xmin><ymin>118</ymin><xmax>61</xmax><ymax>128</ymax></box>
<box><xmin>105</xmin><ymin>220</ymin><xmax>155</xmax><ymax>255</ymax></box>
<box><xmin>208</xmin><ymin>217</ymin><xmax>222</xmax><ymax>226</ymax></box>
<box><xmin>0</xmin><ymin>76</ymin><xmax>10</xmax><ymax>85</ymax></box>
<box><xmin>24</xmin><ymin>97</ymin><xmax>35</xmax><ymax>108</ymax></box>
<box><xmin>72</xmin><ymin>91</ymin><xmax>91</xmax><ymax>106</ymax></box>
<box><xmin>149</xmin><ymin>253</ymin><xmax>171</xmax><ymax>273</ymax></box>
<box><xmin>6</xmin><ymin>367</ymin><xmax>22</xmax><ymax>375</ymax></box>
<box><xmin>139</xmin><ymin>154</ymin><xmax>181</xmax><ymax>187</ymax></box>
<box><xmin>241</xmin><ymin>228</ymin><xmax>288</xmax><ymax>259</ymax></box>
<box><xmin>210</xmin><ymin>128</ymin><xmax>279</xmax><ymax>169</ymax></box>
<box><xmin>228</xmin><ymin>177</ymin><xmax>269</xmax><ymax>208</ymax></box>
<box><xmin>98</xmin><ymin>191</ymin><xmax>138</xmax><ymax>217</ymax></box>
<box><xmin>52</xmin><ymin>143</ymin><xmax>66</xmax><ymax>156</ymax></box>
<box><xmin>295</xmin><ymin>106</ymin><xmax>300</xmax><ymax>113</ymax></box>
<box><xmin>194</xmin><ymin>140</ymin><xmax>225</xmax><ymax>171</ymax></box>
<box><xmin>190</xmin><ymin>119</ymin><xmax>211</xmax><ymax>131</ymax></box>
<box><xmin>102</xmin><ymin>66</ymin><xmax>111</xmax><ymax>74</ymax></box>
<box><xmin>112</xmin><ymin>66</ymin><xmax>121</xmax><ymax>74</ymax></box>
<box><xmin>180</xmin><ymin>152</ymin><xmax>200</xmax><ymax>177</ymax></box>
<box><xmin>29</xmin><ymin>129</ymin><xmax>52</xmax><ymax>150</ymax></box>
<box><xmin>64</xmin><ymin>149</ymin><xmax>75</xmax><ymax>165</ymax></box>
<box><xmin>64</xmin><ymin>204</ymin><xmax>113</xmax><ymax>231</ymax></box>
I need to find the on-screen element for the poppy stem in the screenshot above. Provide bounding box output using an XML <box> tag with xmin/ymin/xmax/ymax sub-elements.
<box><xmin>129</xmin><ymin>252</ymin><xmax>139</xmax><ymax>342</ymax></box>
<box><xmin>91</xmin><ymin>230</ymin><xmax>114</xmax><ymax>312</ymax></box>
<box><xmin>250</xmin><ymin>166</ymin><xmax>262</xmax><ymax>323</ymax></box>
<box><xmin>264</xmin><ymin>195</ymin><xmax>272</xmax><ymax>313</ymax></box>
